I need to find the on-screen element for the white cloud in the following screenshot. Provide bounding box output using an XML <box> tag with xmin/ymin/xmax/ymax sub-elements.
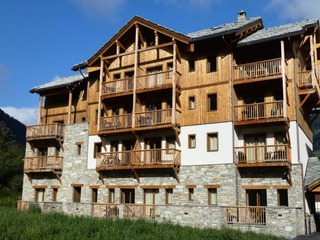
<box><xmin>71</xmin><ymin>0</ymin><xmax>126</xmax><ymax>20</ymax></box>
<box><xmin>0</xmin><ymin>107</ymin><xmax>38</xmax><ymax>126</ymax></box>
<box><xmin>265</xmin><ymin>0</ymin><xmax>320</xmax><ymax>21</ymax></box>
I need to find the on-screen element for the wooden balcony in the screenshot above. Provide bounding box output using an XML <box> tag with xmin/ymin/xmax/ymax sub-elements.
<box><xmin>99</xmin><ymin>108</ymin><xmax>179</xmax><ymax>133</ymax></box>
<box><xmin>298</xmin><ymin>71</ymin><xmax>313</xmax><ymax>88</ymax></box>
<box><xmin>234</xmin><ymin>101</ymin><xmax>285</xmax><ymax>125</ymax></box>
<box><xmin>96</xmin><ymin>148</ymin><xmax>181</xmax><ymax>171</ymax></box>
<box><xmin>234</xmin><ymin>144</ymin><xmax>290</xmax><ymax>167</ymax></box>
<box><xmin>24</xmin><ymin>156</ymin><xmax>63</xmax><ymax>173</ymax></box>
<box><xmin>225</xmin><ymin>206</ymin><xmax>266</xmax><ymax>225</ymax></box>
<box><xmin>96</xmin><ymin>148</ymin><xmax>181</xmax><ymax>183</ymax></box>
<box><xmin>101</xmin><ymin>70</ymin><xmax>179</xmax><ymax>98</ymax></box>
<box><xmin>26</xmin><ymin>123</ymin><xmax>65</xmax><ymax>142</ymax></box>
<box><xmin>234</xmin><ymin>58</ymin><xmax>282</xmax><ymax>83</ymax></box>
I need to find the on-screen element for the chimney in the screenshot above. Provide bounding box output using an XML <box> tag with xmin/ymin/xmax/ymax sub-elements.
<box><xmin>237</xmin><ymin>10</ymin><xmax>247</xmax><ymax>21</ymax></box>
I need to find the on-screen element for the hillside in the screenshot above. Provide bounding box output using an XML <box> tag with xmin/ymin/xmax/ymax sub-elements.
<box><xmin>0</xmin><ymin>108</ymin><xmax>26</xmax><ymax>146</ymax></box>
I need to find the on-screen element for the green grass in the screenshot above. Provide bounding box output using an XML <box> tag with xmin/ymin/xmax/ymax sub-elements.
<box><xmin>0</xmin><ymin>206</ymin><xmax>286</xmax><ymax>240</ymax></box>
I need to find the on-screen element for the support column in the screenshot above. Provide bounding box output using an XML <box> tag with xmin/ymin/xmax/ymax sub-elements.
<box><xmin>38</xmin><ymin>95</ymin><xmax>43</xmax><ymax>125</ymax></box>
<box><xmin>132</xmin><ymin>24</ymin><xmax>139</xmax><ymax>128</ymax></box>
<box><xmin>67</xmin><ymin>90</ymin><xmax>72</xmax><ymax>124</ymax></box>
<box><xmin>172</xmin><ymin>39</ymin><xmax>177</xmax><ymax>125</ymax></box>
<box><xmin>281</xmin><ymin>40</ymin><xmax>287</xmax><ymax>118</ymax></box>
<box><xmin>98</xmin><ymin>56</ymin><xmax>103</xmax><ymax>132</ymax></box>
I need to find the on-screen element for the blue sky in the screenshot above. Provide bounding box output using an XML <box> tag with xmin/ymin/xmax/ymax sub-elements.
<box><xmin>1</xmin><ymin>0</ymin><xmax>319</xmax><ymax>125</ymax></box>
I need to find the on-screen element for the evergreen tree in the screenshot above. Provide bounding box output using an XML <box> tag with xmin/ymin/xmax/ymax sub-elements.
<box><xmin>0</xmin><ymin>121</ymin><xmax>24</xmax><ymax>191</ymax></box>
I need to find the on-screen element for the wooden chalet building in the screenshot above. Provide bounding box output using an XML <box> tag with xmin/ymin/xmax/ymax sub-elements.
<box><xmin>19</xmin><ymin>12</ymin><xmax>320</xmax><ymax>238</ymax></box>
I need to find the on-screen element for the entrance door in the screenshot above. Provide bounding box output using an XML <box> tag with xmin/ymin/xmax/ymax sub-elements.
<box><xmin>121</xmin><ymin>189</ymin><xmax>135</xmax><ymax>204</ymax></box>
<box><xmin>122</xmin><ymin>140</ymin><xmax>135</xmax><ymax>165</ymax></box>
<box><xmin>246</xmin><ymin>189</ymin><xmax>266</xmax><ymax>224</ymax></box>
<box><xmin>145</xmin><ymin>138</ymin><xmax>161</xmax><ymax>164</ymax></box>
<box><xmin>144</xmin><ymin>189</ymin><xmax>159</xmax><ymax>218</ymax></box>
<box><xmin>244</xmin><ymin>134</ymin><xmax>266</xmax><ymax>163</ymax></box>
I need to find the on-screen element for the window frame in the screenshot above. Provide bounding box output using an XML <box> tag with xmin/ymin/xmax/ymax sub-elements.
<box><xmin>188</xmin><ymin>96</ymin><xmax>196</xmax><ymax>110</ymax></box>
<box><xmin>207</xmin><ymin>56</ymin><xmax>217</xmax><ymax>73</ymax></box>
<box><xmin>188</xmin><ymin>134</ymin><xmax>196</xmax><ymax>149</ymax></box>
<box><xmin>73</xmin><ymin>186</ymin><xmax>82</xmax><ymax>203</ymax></box>
<box><xmin>165</xmin><ymin>188</ymin><xmax>173</xmax><ymax>205</ymax></box>
<box><xmin>188</xmin><ymin>188</ymin><xmax>194</xmax><ymax>202</ymax></box>
<box><xmin>207</xmin><ymin>93</ymin><xmax>217</xmax><ymax>111</ymax></box>
<box><xmin>109</xmin><ymin>188</ymin><xmax>115</xmax><ymax>203</ymax></box>
<box><xmin>188</xmin><ymin>59</ymin><xmax>195</xmax><ymax>72</ymax></box>
<box><xmin>94</xmin><ymin>142</ymin><xmax>102</xmax><ymax>158</ymax></box>
<box><xmin>277</xmin><ymin>189</ymin><xmax>288</xmax><ymax>206</ymax></box>
<box><xmin>207</xmin><ymin>132</ymin><xmax>218</xmax><ymax>152</ymax></box>
<box><xmin>208</xmin><ymin>188</ymin><xmax>217</xmax><ymax>205</ymax></box>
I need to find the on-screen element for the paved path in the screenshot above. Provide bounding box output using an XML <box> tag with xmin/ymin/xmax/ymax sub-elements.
<box><xmin>292</xmin><ymin>232</ymin><xmax>320</xmax><ymax>239</ymax></box>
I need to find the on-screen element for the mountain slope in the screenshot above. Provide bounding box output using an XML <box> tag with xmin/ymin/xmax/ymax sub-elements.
<box><xmin>0</xmin><ymin>108</ymin><xmax>26</xmax><ymax>146</ymax></box>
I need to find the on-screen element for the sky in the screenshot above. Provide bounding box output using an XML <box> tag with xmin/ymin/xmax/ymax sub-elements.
<box><xmin>0</xmin><ymin>0</ymin><xmax>320</xmax><ymax>126</ymax></box>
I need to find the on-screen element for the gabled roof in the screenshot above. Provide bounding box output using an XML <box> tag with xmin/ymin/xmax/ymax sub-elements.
<box><xmin>304</xmin><ymin>157</ymin><xmax>320</xmax><ymax>191</ymax></box>
<box><xmin>238</xmin><ymin>18</ymin><xmax>319</xmax><ymax>47</ymax></box>
<box><xmin>187</xmin><ymin>17</ymin><xmax>262</xmax><ymax>41</ymax></box>
<box><xmin>88</xmin><ymin>16</ymin><xmax>190</xmax><ymax>66</ymax></box>
<box><xmin>30</xmin><ymin>73</ymin><xmax>88</xmax><ymax>94</ymax></box>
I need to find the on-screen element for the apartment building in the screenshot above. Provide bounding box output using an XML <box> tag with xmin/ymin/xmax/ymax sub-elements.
<box><xmin>20</xmin><ymin>12</ymin><xmax>320</xmax><ymax>239</ymax></box>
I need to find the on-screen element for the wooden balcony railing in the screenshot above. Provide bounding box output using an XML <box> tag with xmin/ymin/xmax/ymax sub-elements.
<box><xmin>99</xmin><ymin>109</ymin><xmax>179</xmax><ymax>132</ymax></box>
<box><xmin>91</xmin><ymin>203</ymin><xmax>159</xmax><ymax>219</ymax></box>
<box><xmin>136</xmin><ymin>70</ymin><xmax>177</xmax><ymax>90</ymax></box>
<box><xmin>101</xmin><ymin>70</ymin><xmax>180</xmax><ymax>96</ymax></box>
<box><xmin>96</xmin><ymin>148</ymin><xmax>181</xmax><ymax>170</ymax></box>
<box><xmin>26</xmin><ymin>123</ymin><xmax>65</xmax><ymax>140</ymax></box>
<box><xmin>124</xmin><ymin>204</ymin><xmax>158</xmax><ymax>219</ymax></box>
<box><xmin>234</xmin><ymin>101</ymin><xmax>284</xmax><ymax>121</ymax></box>
<box><xmin>234</xmin><ymin>58</ymin><xmax>282</xmax><ymax>81</ymax></box>
<box><xmin>24</xmin><ymin>156</ymin><xmax>63</xmax><ymax>172</ymax></box>
<box><xmin>135</xmin><ymin>109</ymin><xmax>177</xmax><ymax>128</ymax></box>
<box><xmin>234</xmin><ymin>144</ymin><xmax>289</xmax><ymax>165</ymax></box>
<box><xmin>298</xmin><ymin>71</ymin><xmax>313</xmax><ymax>88</ymax></box>
<box><xmin>226</xmin><ymin>206</ymin><xmax>266</xmax><ymax>225</ymax></box>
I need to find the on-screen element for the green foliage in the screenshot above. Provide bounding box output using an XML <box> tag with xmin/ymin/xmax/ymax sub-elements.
<box><xmin>0</xmin><ymin>121</ymin><xmax>24</xmax><ymax>198</ymax></box>
<box><xmin>0</xmin><ymin>207</ymin><xmax>286</xmax><ymax>240</ymax></box>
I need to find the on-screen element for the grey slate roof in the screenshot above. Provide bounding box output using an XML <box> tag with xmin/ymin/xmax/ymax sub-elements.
<box><xmin>304</xmin><ymin>157</ymin><xmax>320</xmax><ymax>187</ymax></box>
<box><xmin>238</xmin><ymin>18</ymin><xmax>319</xmax><ymax>46</ymax></box>
<box><xmin>30</xmin><ymin>73</ymin><xmax>88</xmax><ymax>93</ymax></box>
<box><xmin>187</xmin><ymin>17</ymin><xmax>261</xmax><ymax>41</ymax></box>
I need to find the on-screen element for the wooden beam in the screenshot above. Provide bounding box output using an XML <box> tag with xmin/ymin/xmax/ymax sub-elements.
<box><xmin>299</xmin><ymin>35</ymin><xmax>310</xmax><ymax>49</ymax></box>
<box><xmin>116</xmin><ymin>40</ymin><xmax>126</xmax><ymax>51</ymax></box>
<box><xmin>67</xmin><ymin>90</ymin><xmax>72</xmax><ymax>124</ymax></box>
<box><xmin>299</xmin><ymin>93</ymin><xmax>311</xmax><ymax>108</ymax></box>
<box><xmin>97</xmin><ymin>57</ymin><xmax>104</xmax><ymax>132</ymax></box>
<box><xmin>281</xmin><ymin>41</ymin><xmax>288</xmax><ymax>118</ymax></box>
<box><xmin>132</xmin><ymin>169</ymin><xmax>140</xmax><ymax>183</ymax></box>
<box><xmin>38</xmin><ymin>96</ymin><xmax>43</xmax><ymax>125</ymax></box>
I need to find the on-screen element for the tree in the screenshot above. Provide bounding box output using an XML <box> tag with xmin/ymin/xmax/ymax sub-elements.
<box><xmin>0</xmin><ymin>121</ymin><xmax>24</xmax><ymax>191</ymax></box>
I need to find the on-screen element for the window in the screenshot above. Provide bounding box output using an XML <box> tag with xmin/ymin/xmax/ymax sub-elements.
<box><xmin>208</xmin><ymin>188</ymin><xmax>217</xmax><ymax>205</ymax></box>
<box><xmin>207</xmin><ymin>133</ymin><xmax>218</xmax><ymax>151</ymax></box>
<box><xmin>73</xmin><ymin>186</ymin><xmax>81</xmax><ymax>203</ymax></box>
<box><xmin>246</xmin><ymin>189</ymin><xmax>267</xmax><ymax>206</ymax></box>
<box><xmin>207</xmin><ymin>93</ymin><xmax>217</xmax><ymax>111</ymax></box>
<box><xmin>121</xmin><ymin>189</ymin><xmax>135</xmax><ymax>204</ymax></box>
<box><xmin>35</xmin><ymin>188</ymin><xmax>45</xmax><ymax>202</ymax></box>
<box><xmin>52</xmin><ymin>187</ymin><xmax>58</xmax><ymax>202</ymax></box>
<box><xmin>188</xmin><ymin>59</ymin><xmax>195</xmax><ymax>72</ymax></box>
<box><xmin>189</xmin><ymin>96</ymin><xmax>196</xmax><ymax>110</ymax></box>
<box><xmin>188</xmin><ymin>134</ymin><xmax>196</xmax><ymax>149</ymax></box>
<box><xmin>92</xmin><ymin>188</ymin><xmax>98</xmax><ymax>203</ymax></box>
<box><xmin>166</xmin><ymin>188</ymin><xmax>173</xmax><ymax>205</ymax></box>
<box><xmin>76</xmin><ymin>143</ymin><xmax>82</xmax><ymax>155</ymax></box>
<box><xmin>188</xmin><ymin>188</ymin><xmax>194</xmax><ymax>201</ymax></box>
<box><xmin>315</xmin><ymin>193</ymin><xmax>320</xmax><ymax>212</ymax></box>
<box><xmin>109</xmin><ymin>189</ymin><xmax>115</xmax><ymax>203</ymax></box>
<box><xmin>278</xmin><ymin>189</ymin><xmax>288</xmax><ymax>206</ymax></box>
<box><xmin>144</xmin><ymin>189</ymin><xmax>159</xmax><ymax>204</ymax></box>
<box><xmin>94</xmin><ymin>142</ymin><xmax>102</xmax><ymax>158</ymax></box>
<box><xmin>207</xmin><ymin>57</ymin><xmax>217</xmax><ymax>72</ymax></box>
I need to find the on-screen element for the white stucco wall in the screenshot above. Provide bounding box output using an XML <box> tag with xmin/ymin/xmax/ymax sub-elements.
<box><xmin>87</xmin><ymin>135</ymin><xmax>104</xmax><ymax>169</ymax></box>
<box><xmin>180</xmin><ymin>122</ymin><xmax>234</xmax><ymax>165</ymax></box>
